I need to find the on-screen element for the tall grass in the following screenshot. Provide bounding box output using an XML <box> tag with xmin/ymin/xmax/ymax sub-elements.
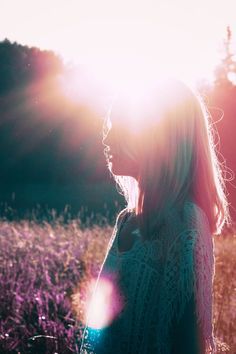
<box><xmin>213</xmin><ymin>230</ymin><xmax>236</xmax><ymax>353</ymax></box>
<box><xmin>0</xmin><ymin>212</ymin><xmax>235</xmax><ymax>353</ymax></box>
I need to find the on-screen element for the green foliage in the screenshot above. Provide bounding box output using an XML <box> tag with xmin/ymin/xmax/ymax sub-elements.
<box><xmin>0</xmin><ymin>39</ymin><xmax>108</xmax><ymax>190</ymax></box>
<box><xmin>0</xmin><ymin>39</ymin><xmax>63</xmax><ymax>95</ymax></box>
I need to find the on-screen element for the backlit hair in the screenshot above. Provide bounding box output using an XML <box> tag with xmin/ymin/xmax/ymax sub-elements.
<box><xmin>104</xmin><ymin>79</ymin><xmax>230</xmax><ymax>237</ymax></box>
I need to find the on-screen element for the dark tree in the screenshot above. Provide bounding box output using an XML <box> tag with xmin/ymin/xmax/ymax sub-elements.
<box><xmin>0</xmin><ymin>39</ymin><xmax>63</xmax><ymax>95</ymax></box>
<box><xmin>214</xmin><ymin>26</ymin><xmax>236</xmax><ymax>87</ymax></box>
<box><xmin>204</xmin><ymin>27</ymin><xmax>236</xmax><ymax>223</ymax></box>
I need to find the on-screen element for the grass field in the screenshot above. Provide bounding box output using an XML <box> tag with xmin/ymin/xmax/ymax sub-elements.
<box><xmin>0</xmin><ymin>214</ymin><xmax>235</xmax><ymax>353</ymax></box>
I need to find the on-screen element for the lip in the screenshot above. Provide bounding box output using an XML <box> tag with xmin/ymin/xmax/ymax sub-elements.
<box><xmin>108</xmin><ymin>154</ymin><xmax>115</xmax><ymax>161</ymax></box>
<box><xmin>106</xmin><ymin>150</ymin><xmax>117</xmax><ymax>159</ymax></box>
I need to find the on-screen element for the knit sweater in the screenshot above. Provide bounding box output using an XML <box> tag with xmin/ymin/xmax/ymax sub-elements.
<box><xmin>79</xmin><ymin>201</ymin><xmax>216</xmax><ymax>354</ymax></box>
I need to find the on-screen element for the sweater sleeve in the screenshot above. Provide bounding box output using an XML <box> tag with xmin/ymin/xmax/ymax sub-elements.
<box><xmin>154</xmin><ymin>203</ymin><xmax>216</xmax><ymax>354</ymax></box>
<box><xmin>170</xmin><ymin>293</ymin><xmax>206</xmax><ymax>354</ymax></box>
<box><xmin>191</xmin><ymin>205</ymin><xmax>216</xmax><ymax>353</ymax></box>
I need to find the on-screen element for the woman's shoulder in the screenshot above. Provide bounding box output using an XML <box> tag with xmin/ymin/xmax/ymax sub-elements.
<box><xmin>183</xmin><ymin>201</ymin><xmax>210</xmax><ymax>231</ymax></box>
<box><xmin>117</xmin><ymin>207</ymin><xmax>130</xmax><ymax>219</ymax></box>
<box><xmin>164</xmin><ymin>200</ymin><xmax>210</xmax><ymax>238</ymax></box>
<box><xmin>115</xmin><ymin>208</ymin><xmax>132</xmax><ymax>227</ymax></box>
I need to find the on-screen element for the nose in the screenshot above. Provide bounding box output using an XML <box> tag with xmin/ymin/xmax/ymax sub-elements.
<box><xmin>102</xmin><ymin>133</ymin><xmax>109</xmax><ymax>147</ymax></box>
<box><xmin>102</xmin><ymin>133</ymin><xmax>112</xmax><ymax>159</ymax></box>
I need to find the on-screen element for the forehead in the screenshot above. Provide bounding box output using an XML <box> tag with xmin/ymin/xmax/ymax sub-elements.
<box><xmin>108</xmin><ymin>83</ymin><xmax>171</xmax><ymax>132</ymax></box>
<box><xmin>107</xmin><ymin>120</ymin><xmax>129</xmax><ymax>140</ymax></box>
<box><xmin>108</xmin><ymin>99</ymin><xmax>148</xmax><ymax>135</ymax></box>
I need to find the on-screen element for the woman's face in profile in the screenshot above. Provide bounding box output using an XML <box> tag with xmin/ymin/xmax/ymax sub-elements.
<box><xmin>103</xmin><ymin>121</ymin><xmax>139</xmax><ymax>179</ymax></box>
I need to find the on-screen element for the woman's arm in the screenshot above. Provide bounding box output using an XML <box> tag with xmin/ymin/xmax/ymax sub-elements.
<box><xmin>171</xmin><ymin>203</ymin><xmax>216</xmax><ymax>354</ymax></box>
<box><xmin>191</xmin><ymin>205</ymin><xmax>216</xmax><ymax>354</ymax></box>
<box><xmin>170</xmin><ymin>293</ymin><xmax>206</xmax><ymax>354</ymax></box>
<box><xmin>154</xmin><ymin>203</ymin><xmax>216</xmax><ymax>354</ymax></box>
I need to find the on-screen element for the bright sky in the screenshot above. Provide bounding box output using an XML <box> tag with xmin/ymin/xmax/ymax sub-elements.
<box><xmin>1</xmin><ymin>0</ymin><xmax>236</xmax><ymax>90</ymax></box>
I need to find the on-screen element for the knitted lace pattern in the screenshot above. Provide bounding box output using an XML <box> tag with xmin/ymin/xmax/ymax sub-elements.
<box><xmin>79</xmin><ymin>201</ymin><xmax>216</xmax><ymax>354</ymax></box>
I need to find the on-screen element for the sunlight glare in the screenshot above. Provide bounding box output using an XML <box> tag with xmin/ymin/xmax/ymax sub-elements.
<box><xmin>108</xmin><ymin>77</ymin><xmax>187</xmax><ymax>134</ymax></box>
<box><xmin>85</xmin><ymin>275</ymin><xmax>124</xmax><ymax>330</ymax></box>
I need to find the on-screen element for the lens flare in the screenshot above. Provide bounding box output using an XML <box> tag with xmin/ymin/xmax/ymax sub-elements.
<box><xmin>85</xmin><ymin>274</ymin><xmax>124</xmax><ymax>330</ymax></box>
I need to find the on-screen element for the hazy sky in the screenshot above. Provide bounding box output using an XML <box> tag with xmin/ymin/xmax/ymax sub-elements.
<box><xmin>1</xmin><ymin>0</ymin><xmax>236</xmax><ymax>88</ymax></box>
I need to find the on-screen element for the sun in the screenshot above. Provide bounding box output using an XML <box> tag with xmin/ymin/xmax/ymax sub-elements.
<box><xmin>58</xmin><ymin>19</ymin><xmax>218</xmax><ymax>103</ymax></box>
<box><xmin>54</xmin><ymin>1</ymin><xmax>230</xmax><ymax>106</ymax></box>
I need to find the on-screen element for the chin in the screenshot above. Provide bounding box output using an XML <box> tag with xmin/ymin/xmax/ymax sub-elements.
<box><xmin>110</xmin><ymin>164</ymin><xmax>134</xmax><ymax>178</ymax></box>
<box><xmin>108</xmin><ymin>158</ymin><xmax>138</xmax><ymax>178</ymax></box>
<box><xmin>110</xmin><ymin>165</ymin><xmax>123</xmax><ymax>176</ymax></box>
<box><xmin>108</xmin><ymin>162</ymin><xmax>122</xmax><ymax>175</ymax></box>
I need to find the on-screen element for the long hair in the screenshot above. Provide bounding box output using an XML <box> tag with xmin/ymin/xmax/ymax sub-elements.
<box><xmin>104</xmin><ymin>79</ymin><xmax>230</xmax><ymax>238</ymax></box>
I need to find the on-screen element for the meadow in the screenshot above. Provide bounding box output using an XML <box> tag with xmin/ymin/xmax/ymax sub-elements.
<box><xmin>0</xmin><ymin>210</ymin><xmax>235</xmax><ymax>353</ymax></box>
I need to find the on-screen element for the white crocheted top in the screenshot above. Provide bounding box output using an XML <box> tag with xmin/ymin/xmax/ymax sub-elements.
<box><xmin>79</xmin><ymin>201</ymin><xmax>216</xmax><ymax>354</ymax></box>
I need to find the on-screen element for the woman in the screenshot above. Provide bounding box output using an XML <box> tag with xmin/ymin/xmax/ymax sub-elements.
<box><xmin>78</xmin><ymin>79</ymin><xmax>230</xmax><ymax>354</ymax></box>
